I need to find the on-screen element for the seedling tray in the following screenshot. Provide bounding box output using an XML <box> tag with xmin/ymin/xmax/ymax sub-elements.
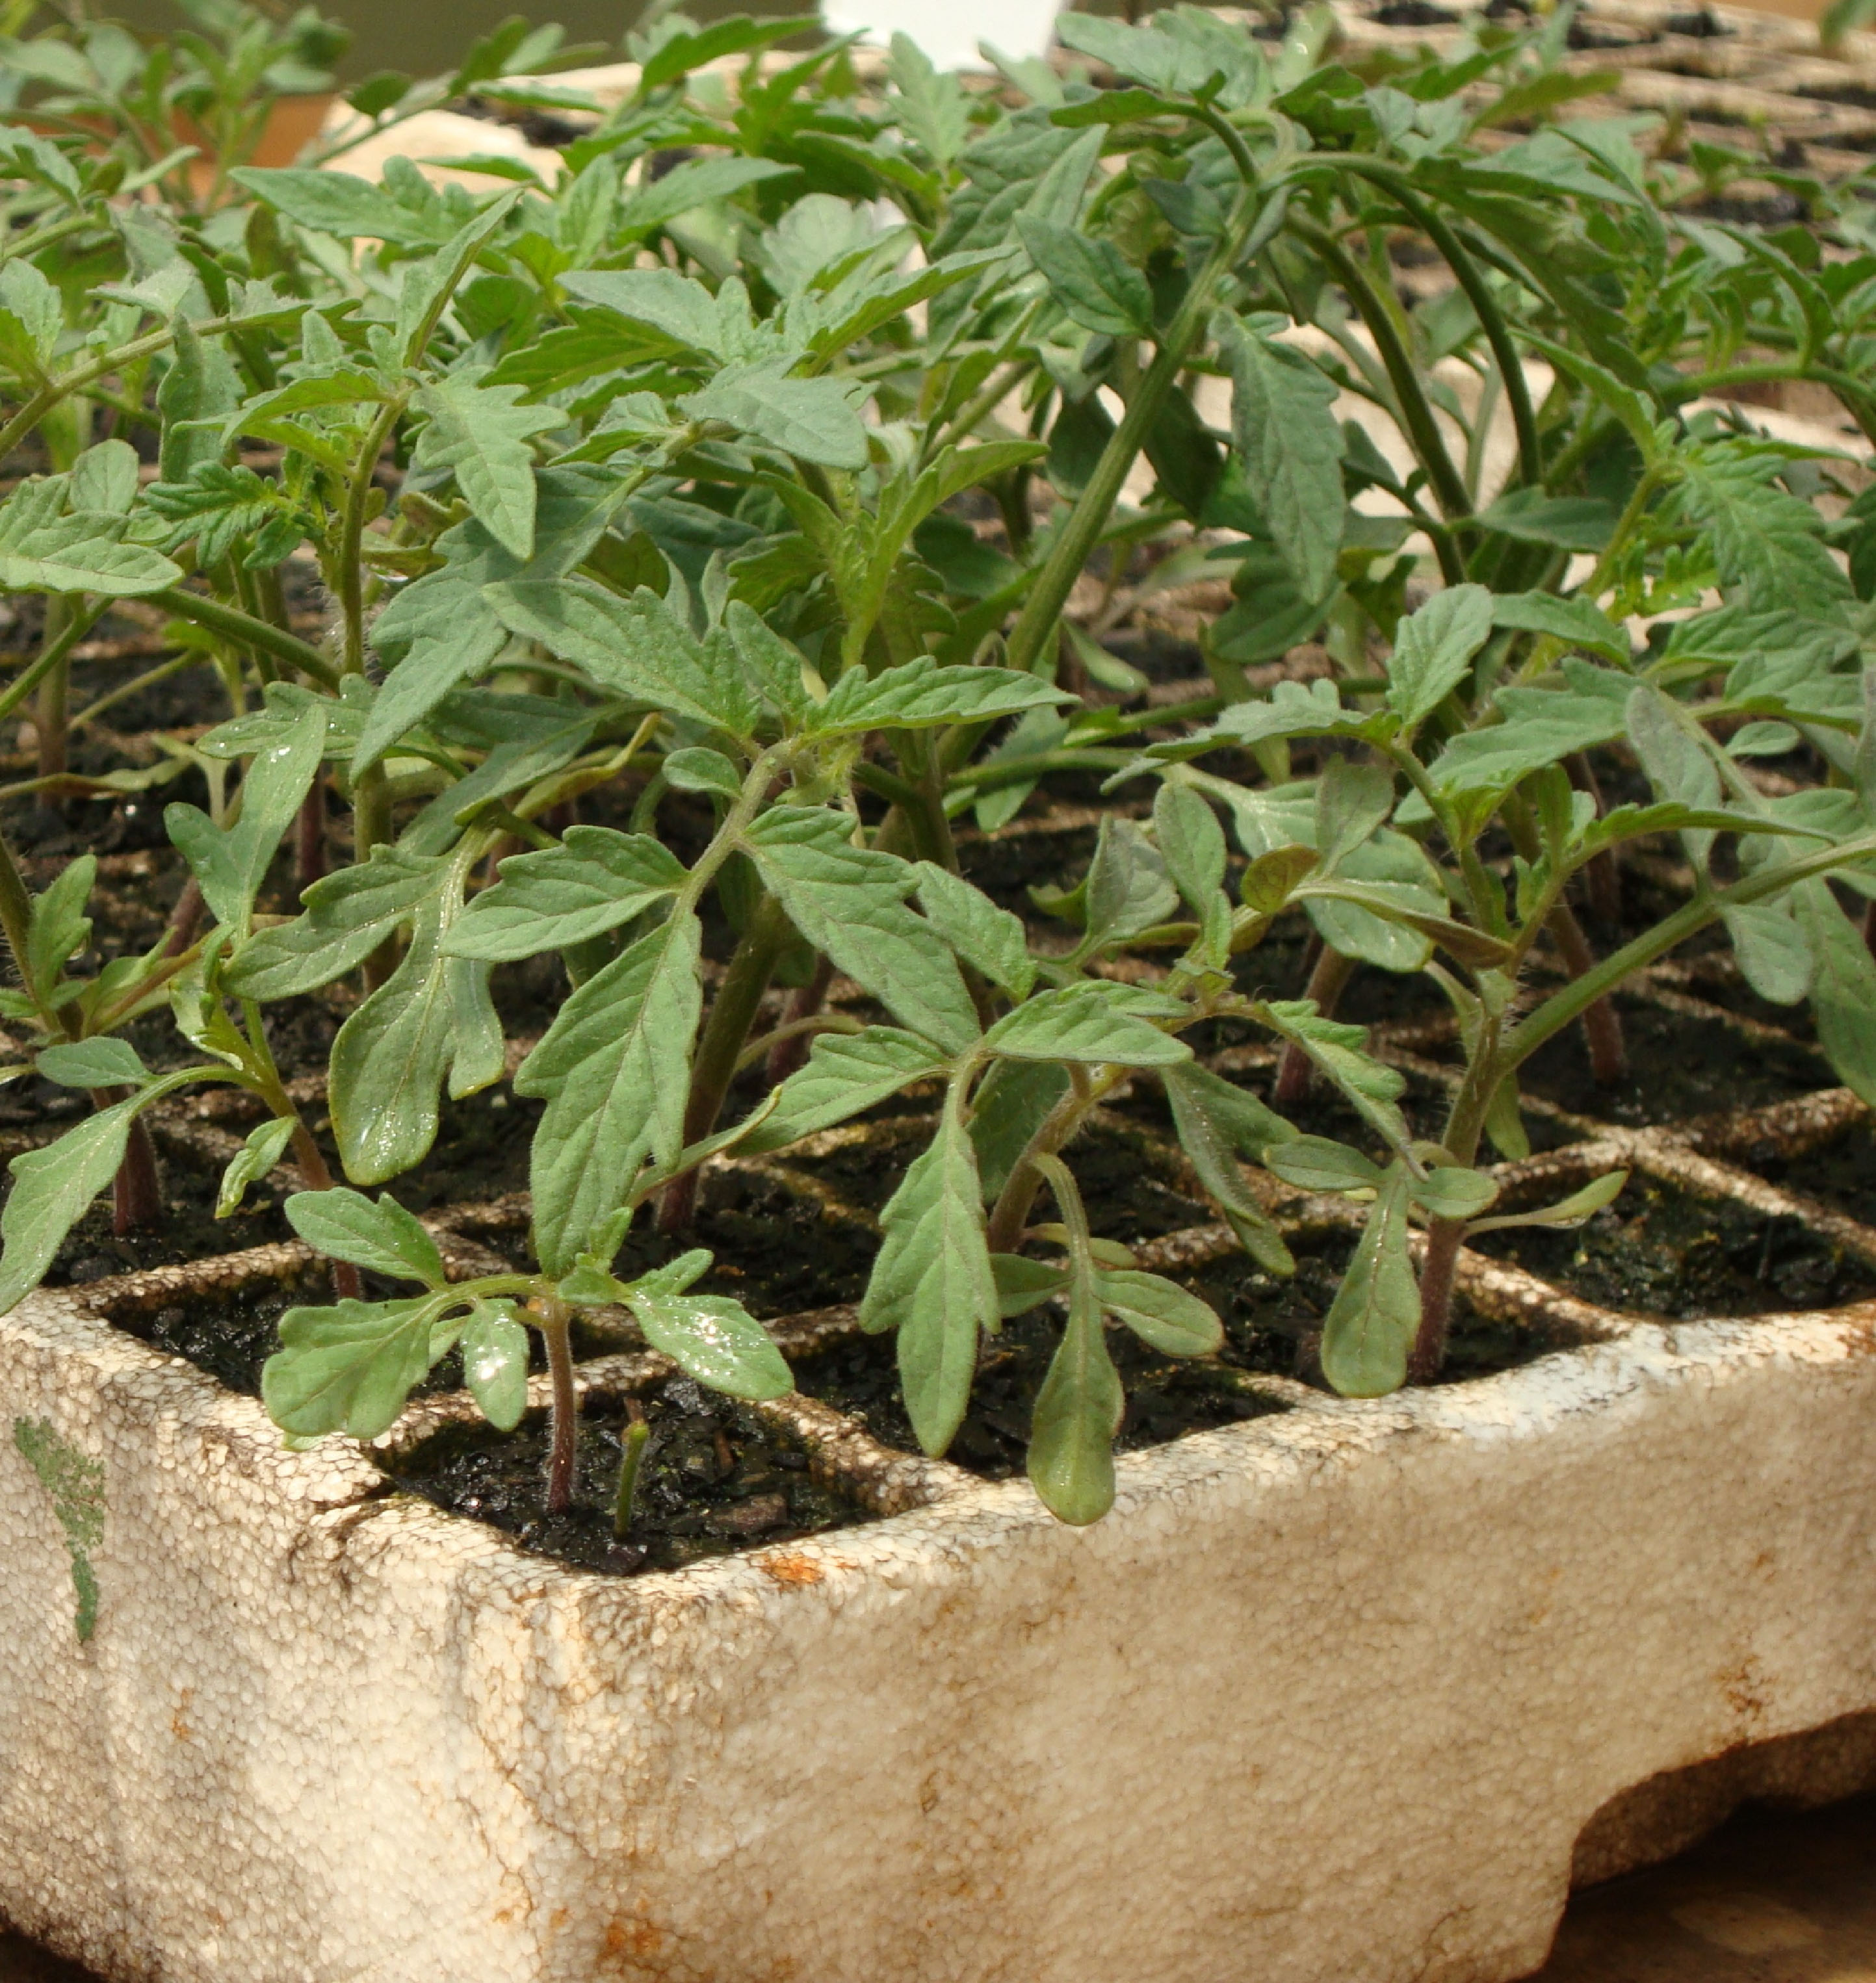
<box><xmin>3</xmin><ymin>793</ymin><xmax>1875</xmax><ymax>1983</ymax></box>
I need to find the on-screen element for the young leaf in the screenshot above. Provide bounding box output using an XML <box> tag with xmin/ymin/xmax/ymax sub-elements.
<box><xmin>680</xmin><ymin>361</ymin><xmax>869</xmax><ymax>471</ymax></box>
<box><xmin>284</xmin><ymin>1187</ymin><xmax>448</xmax><ymax>1288</ymax></box>
<box><xmin>1153</xmin><ymin>783</ymin><xmax>1226</xmax><ymax>913</ymax></box>
<box><xmin>461</xmin><ymin>1299</ymin><xmax>530</xmax><ymax>1431</ymax></box>
<box><xmin>809</xmin><ymin>656</ymin><xmax>1070</xmax><ymax>735</ymax></box>
<box><xmin>261</xmin><ymin>1295</ymin><xmax>445</xmax><ymax>1440</ymax></box>
<box><xmin>740</xmin><ymin>1027</ymin><xmax>952</xmax><ymax>1152</ymax></box>
<box><xmin>0</xmin><ymin>1097</ymin><xmax>140</xmax><ymax>1315</ymax></box>
<box><xmin>1312</xmin><ymin>757</ymin><xmax>1394</xmax><ymax>875</ymax></box>
<box><xmin>859</xmin><ymin>1097</ymin><xmax>997</xmax><ymax>1457</ymax></box>
<box><xmin>663</xmin><ymin>748</ymin><xmax>741</xmax><ymax>799</ymax></box>
<box><xmin>1095</xmin><ymin>1269</ymin><xmax>1223</xmax><ymax>1356</ymax></box>
<box><xmin>1385</xmin><ymin>584</ymin><xmax>1493</xmax><ymax>731</ymax></box>
<box><xmin>912</xmin><ymin>863</ymin><xmax>1036</xmax><ymax>999</ymax></box>
<box><xmin>1080</xmin><ymin>816</ymin><xmax>1180</xmax><ymax>952</ymax></box>
<box><xmin>991</xmin><ymin>1252</ymin><xmax>1069</xmax><ymax>1317</ymax></box>
<box><xmin>514</xmin><ymin>911</ymin><xmax>703</xmax><ymax>1277</ymax></box>
<box><xmin>1409</xmin><ymin>1167</ymin><xmax>1500</xmax><ymax>1220</ymax></box>
<box><xmin>1254</xmin><ymin>1001</ymin><xmax>1411</xmax><ymax>1151</ymax></box>
<box><xmin>1264</xmin><ymin>1135</ymin><xmax>1383</xmax><ymax>1195</ymax></box>
<box><xmin>1466</xmin><ymin>1169</ymin><xmax>1628</xmax><ymax>1236</ymax></box>
<box><xmin>1624</xmin><ymin>685</ymin><xmax>1721</xmax><ymax>870</ymax></box>
<box><xmin>1027</xmin><ymin>1263</ymin><xmax>1123</xmax><ymax>1525</ymax></box>
<box><xmin>445</xmin><ymin>828</ymin><xmax>687</xmax><ymax>962</ymax></box>
<box><xmin>25</xmin><ymin>854</ymin><xmax>95</xmax><ymax>1002</ymax></box>
<box><xmin>36</xmin><ymin>1038</ymin><xmax>147</xmax><ymax>1089</ymax></box>
<box><xmin>216</xmin><ymin>1117</ymin><xmax>296</xmax><ymax>1219</ymax></box>
<box><xmin>1319</xmin><ymin>1163</ymin><xmax>1420</xmax><ymax>1399</ymax></box>
<box><xmin>624</xmin><ymin>1286</ymin><xmax>792</xmax><ymax>1399</ymax></box>
<box><xmin>1721</xmin><ymin>901</ymin><xmax>1813</xmax><ymax>1007</ymax></box>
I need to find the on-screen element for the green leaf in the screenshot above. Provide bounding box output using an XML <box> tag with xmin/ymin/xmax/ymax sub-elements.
<box><xmin>744</xmin><ymin>807</ymin><xmax>979</xmax><ymax>1054</ymax></box>
<box><xmin>663</xmin><ymin>747</ymin><xmax>742</xmax><ymax>799</ymax></box>
<box><xmin>991</xmin><ymin>1252</ymin><xmax>1068</xmax><ymax>1317</ymax></box>
<box><xmin>1319</xmin><ymin>1163</ymin><xmax>1420</xmax><ymax>1399</ymax></box>
<box><xmin>284</xmin><ymin>1187</ymin><xmax>447</xmax><ymax>1288</ymax></box>
<box><xmin>0</xmin><ymin>505</ymin><xmax>181</xmax><ymax>596</ymax></box>
<box><xmin>1080</xmin><ymin>815</ymin><xmax>1179</xmax><ymax>952</ymax></box>
<box><xmin>1624</xmin><ymin>685</ymin><xmax>1721</xmax><ymax>870</ymax></box>
<box><xmin>1095</xmin><ymin>1268</ymin><xmax>1222</xmax><ymax>1356</ymax></box>
<box><xmin>809</xmin><ymin>656</ymin><xmax>1070</xmax><ymax>735</ymax></box>
<box><xmin>1264</xmin><ymin>1135</ymin><xmax>1383</xmax><ymax>1195</ymax></box>
<box><xmin>1254</xmin><ymin>1000</ymin><xmax>1410</xmax><ymax>1151</ymax></box>
<box><xmin>887</xmin><ymin>32</ymin><xmax>973</xmax><ymax>165</ymax></box>
<box><xmin>1153</xmin><ymin>783</ymin><xmax>1226</xmax><ymax>913</ymax></box>
<box><xmin>1386</xmin><ymin>584</ymin><xmax>1493</xmax><ymax>731</ymax></box>
<box><xmin>460</xmin><ymin>1300</ymin><xmax>529</xmax><ymax>1431</ymax></box>
<box><xmin>1722</xmin><ymin>901</ymin><xmax>1813</xmax><ymax>1006</ymax></box>
<box><xmin>725</xmin><ymin>601</ymin><xmax>817</xmax><ymax>725</ymax></box>
<box><xmin>1474</xmin><ymin>489</ymin><xmax>1617</xmax><ymax>551</ymax></box>
<box><xmin>1466</xmin><ymin>1169</ymin><xmax>1627</xmax><ymax>1236</ymax></box>
<box><xmin>983</xmin><ymin>983</ymin><xmax>1190</xmax><ymax>1067</ymax></box>
<box><xmin>912</xmin><ymin>864</ymin><xmax>1036</xmax><ymax>1000</ymax></box>
<box><xmin>1409</xmin><ymin>1167</ymin><xmax>1500</xmax><ymax>1219</ymax></box>
<box><xmin>1026</xmin><ymin>1262</ymin><xmax>1123</xmax><ymax>1525</ymax></box>
<box><xmin>1796</xmin><ymin>880</ymin><xmax>1876</xmax><ymax>1110</ymax></box>
<box><xmin>163</xmin><ymin>699</ymin><xmax>325</xmax><ymax>935</ymax></box>
<box><xmin>1312</xmin><ymin>757</ymin><xmax>1394</xmax><ymax>875</ymax></box>
<box><xmin>412</xmin><ymin>372</ymin><xmax>560</xmax><ymax>562</ymax></box>
<box><xmin>36</xmin><ymin>1038</ymin><xmax>146</xmax><ymax>1089</ymax></box>
<box><xmin>1218</xmin><ymin>315</ymin><xmax>1343</xmax><ymax>603</ymax></box>
<box><xmin>231</xmin><ymin>166</ymin><xmax>458</xmax><ymax>246</ymax></box>
<box><xmin>1490</xmin><ymin>591</ymin><xmax>1627</xmax><ymax>663</ymax></box>
<box><xmin>216</xmin><ymin>1116</ymin><xmax>296</xmax><ymax>1219</ymax></box>
<box><xmin>514</xmin><ymin>912</ymin><xmax>703</xmax><ymax>1277</ymax></box>
<box><xmin>24</xmin><ymin>855</ymin><xmax>93</xmax><ymax>1002</ymax></box>
<box><xmin>619</xmin><ymin>155</ymin><xmax>798</xmax><ymax>237</ymax></box>
<box><xmin>625</xmin><ymin>1286</ymin><xmax>792</xmax><ymax>1400</ymax></box>
<box><xmin>681</xmin><ymin>361</ymin><xmax>869</xmax><ymax>471</ymax></box>
<box><xmin>741</xmin><ymin>1026</ymin><xmax>951</xmax><ymax>1152</ymax></box>
<box><xmin>560</xmin><ymin>266</ymin><xmax>724</xmax><ymax>354</ymax></box>
<box><xmin>228</xmin><ymin>847</ymin><xmax>445</xmax><ymax>998</ymax></box>
<box><xmin>1015</xmin><ymin>214</ymin><xmax>1151</xmax><ymax>337</ymax></box>
<box><xmin>1677</xmin><ymin>443</ymin><xmax>1851</xmax><ymax>614</ymax></box>
<box><xmin>0</xmin><ymin>1097</ymin><xmax>139</xmax><ymax>1314</ymax></box>
<box><xmin>1429</xmin><ymin>674</ymin><xmax>1630</xmax><ymax>796</ymax></box>
<box><xmin>486</xmin><ymin>578</ymin><xmax>758</xmax><ymax>734</ymax></box>
<box><xmin>261</xmin><ymin>1295</ymin><xmax>444</xmax><ymax>1440</ymax></box>
<box><xmin>860</xmin><ymin>1098</ymin><xmax>997</xmax><ymax>1456</ymax></box>
<box><xmin>445</xmin><ymin>827</ymin><xmax>686</xmax><ymax>962</ymax></box>
<box><xmin>1162</xmin><ymin>1061</ymin><xmax>1296</xmax><ymax>1276</ymax></box>
<box><xmin>969</xmin><ymin>1057</ymin><xmax>1070</xmax><ymax>1202</ymax></box>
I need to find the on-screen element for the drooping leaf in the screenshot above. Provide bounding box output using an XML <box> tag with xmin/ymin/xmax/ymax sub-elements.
<box><xmin>1026</xmin><ymin>1259</ymin><xmax>1123</xmax><ymax>1525</ymax></box>
<box><xmin>261</xmin><ymin>1295</ymin><xmax>445</xmax><ymax>1440</ymax></box>
<box><xmin>1162</xmin><ymin>1061</ymin><xmax>1296</xmax><ymax>1275</ymax></box>
<box><xmin>1796</xmin><ymin>880</ymin><xmax>1876</xmax><ymax>1111</ymax></box>
<box><xmin>1095</xmin><ymin>1268</ymin><xmax>1222</xmax><ymax>1356</ymax></box>
<box><xmin>228</xmin><ymin>847</ymin><xmax>446</xmax><ymax>999</ymax></box>
<box><xmin>1263</xmin><ymin>1135</ymin><xmax>1384</xmax><ymax>1195</ymax></box>
<box><xmin>216</xmin><ymin>1116</ymin><xmax>296</xmax><ymax>1219</ymax></box>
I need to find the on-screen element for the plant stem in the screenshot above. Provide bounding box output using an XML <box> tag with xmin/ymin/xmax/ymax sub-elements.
<box><xmin>111</xmin><ymin>1114</ymin><xmax>163</xmax><ymax>1232</ymax></box>
<box><xmin>538</xmin><ymin>1297</ymin><xmax>579</xmax><ymax>1514</ymax></box>
<box><xmin>296</xmin><ymin>777</ymin><xmax>327</xmax><ymax>890</ymax></box>
<box><xmin>0</xmin><ymin>597</ymin><xmax>106</xmax><ymax>733</ymax></box>
<box><xmin>985</xmin><ymin>1063</ymin><xmax>1094</xmax><ymax>1255</ymax></box>
<box><xmin>34</xmin><ymin>594</ymin><xmax>69</xmax><ymax>784</ymax></box>
<box><xmin>657</xmin><ymin>893</ymin><xmax>794</xmax><ymax>1234</ymax></box>
<box><xmin>1406</xmin><ymin>1215</ymin><xmax>1465</xmax><ymax>1383</ymax></box>
<box><xmin>1001</xmin><ymin>179</ymin><xmax>1276</xmax><ymax>677</ymax></box>
<box><xmin>1548</xmin><ymin>902</ymin><xmax>1626</xmax><ymax>1084</ymax></box>
<box><xmin>612</xmin><ymin>1401</ymin><xmax>649</xmax><ymax>1539</ymax></box>
<box><xmin>1274</xmin><ymin>943</ymin><xmax>1354</xmax><ymax>1107</ymax></box>
<box><xmin>149</xmin><ymin>588</ymin><xmax>339</xmax><ymax>688</ymax></box>
<box><xmin>766</xmin><ymin>952</ymin><xmax>836</xmax><ymax>1085</ymax></box>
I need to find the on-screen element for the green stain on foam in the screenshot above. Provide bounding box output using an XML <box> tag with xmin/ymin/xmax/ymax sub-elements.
<box><xmin>13</xmin><ymin>1418</ymin><xmax>105</xmax><ymax>1642</ymax></box>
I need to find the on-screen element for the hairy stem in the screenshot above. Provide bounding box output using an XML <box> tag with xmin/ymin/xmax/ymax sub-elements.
<box><xmin>766</xmin><ymin>952</ymin><xmax>835</xmax><ymax>1085</ymax></box>
<box><xmin>111</xmin><ymin>1113</ymin><xmax>163</xmax><ymax>1233</ymax></box>
<box><xmin>538</xmin><ymin>1299</ymin><xmax>579</xmax><ymax>1516</ymax></box>
<box><xmin>1274</xmin><ymin>944</ymin><xmax>1355</xmax><ymax>1108</ymax></box>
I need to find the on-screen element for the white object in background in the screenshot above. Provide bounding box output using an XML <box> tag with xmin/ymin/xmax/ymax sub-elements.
<box><xmin>820</xmin><ymin>0</ymin><xmax>1063</xmax><ymax>71</ymax></box>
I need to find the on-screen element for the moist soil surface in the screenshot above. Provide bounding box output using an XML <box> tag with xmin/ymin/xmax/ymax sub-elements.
<box><xmin>384</xmin><ymin>1378</ymin><xmax>869</xmax><ymax>1575</ymax></box>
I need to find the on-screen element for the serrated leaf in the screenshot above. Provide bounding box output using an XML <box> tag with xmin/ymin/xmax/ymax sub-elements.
<box><xmin>625</xmin><ymin>1287</ymin><xmax>792</xmax><ymax>1399</ymax></box>
<box><xmin>809</xmin><ymin>656</ymin><xmax>1069</xmax><ymax>735</ymax></box>
<box><xmin>285</xmin><ymin>1186</ymin><xmax>447</xmax><ymax>1288</ymax></box>
<box><xmin>1312</xmin><ymin>757</ymin><xmax>1394</xmax><ymax>876</ymax></box>
<box><xmin>1218</xmin><ymin>316</ymin><xmax>1342</xmax><ymax>603</ymax></box>
<box><xmin>912</xmin><ymin>863</ymin><xmax>1035</xmax><ymax>999</ymax></box>
<box><xmin>740</xmin><ymin>1027</ymin><xmax>949</xmax><ymax>1153</ymax></box>
<box><xmin>681</xmin><ymin>361</ymin><xmax>868</xmax><ymax>471</ymax></box>
<box><xmin>744</xmin><ymin>807</ymin><xmax>978</xmax><ymax>1054</ymax></box>
<box><xmin>447</xmin><ymin>827</ymin><xmax>687</xmax><ymax>962</ymax></box>
<box><xmin>1387</xmin><ymin>584</ymin><xmax>1493</xmax><ymax>730</ymax></box>
<box><xmin>413</xmin><ymin>372</ymin><xmax>560</xmax><ymax>561</ymax></box>
<box><xmin>1015</xmin><ymin>214</ymin><xmax>1151</xmax><ymax>337</ymax></box>
<box><xmin>1154</xmin><ymin>783</ymin><xmax>1226</xmax><ymax>913</ymax></box>
<box><xmin>984</xmin><ymin>983</ymin><xmax>1190</xmax><ymax>1067</ymax></box>
<box><xmin>0</xmin><ymin>507</ymin><xmax>181</xmax><ymax>596</ymax></box>
<box><xmin>261</xmin><ymin>1295</ymin><xmax>443</xmax><ymax>1440</ymax></box>
<box><xmin>216</xmin><ymin>1116</ymin><xmax>296</xmax><ymax>1219</ymax></box>
<box><xmin>1490</xmin><ymin>590</ymin><xmax>1628</xmax><ymax>663</ymax></box>
<box><xmin>514</xmin><ymin>912</ymin><xmax>702</xmax><ymax>1277</ymax></box>
<box><xmin>1255</xmin><ymin>1000</ymin><xmax>1410</xmax><ymax>1151</ymax></box>
<box><xmin>228</xmin><ymin>847</ymin><xmax>445</xmax><ymax>998</ymax></box>
<box><xmin>461</xmin><ymin>1300</ymin><xmax>529</xmax><ymax>1431</ymax></box>
<box><xmin>1475</xmin><ymin>489</ymin><xmax>1617</xmax><ymax>551</ymax></box>
<box><xmin>1081</xmin><ymin>816</ymin><xmax>1179</xmax><ymax>952</ymax></box>
<box><xmin>36</xmin><ymin>1038</ymin><xmax>147</xmax><ymax>1089</ymax></box>
<box><xmin>860</xmin><ymin>1099</ymin><xmax>997</xmax><ymax>1456</ymax></box>
<box><xmin>1319</xmin><ymin>1163</ymin><xmax>1420</xmax><ymax>1399</ymax></box>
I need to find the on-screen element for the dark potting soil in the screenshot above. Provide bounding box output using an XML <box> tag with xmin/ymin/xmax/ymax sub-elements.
<box><xmin>1707</xmin><ymin>1117</ymin><xmax>1876</xmax><ymax>1242</ymax></box>
<box><xmin>1476</xmin><ymin>1174</ymin><xmax>1876</xmax><ymax>1318</ymax></box>
<box><xmin>384</xmin><ymin>1378</ymin><xmax>872</xmax><ymax>1575</ymax></box>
